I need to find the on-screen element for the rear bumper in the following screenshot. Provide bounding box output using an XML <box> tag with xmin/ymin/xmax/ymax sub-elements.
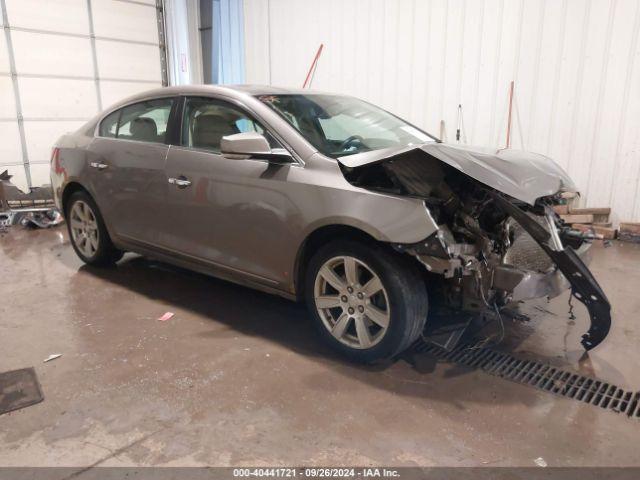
<box><xmin>493</xmin><ymin>242</ymin><xmax>592</xmax><ymax>302</ymax></box>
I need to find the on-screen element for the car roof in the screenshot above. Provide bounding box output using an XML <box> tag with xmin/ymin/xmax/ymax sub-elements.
<box><xmin>117</xmin><ymin>84</ymin><xmax>342</xmax><ymax>106</ymax></box>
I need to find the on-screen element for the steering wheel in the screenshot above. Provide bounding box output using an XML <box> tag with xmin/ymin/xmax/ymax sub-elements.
<box><xmin>339</xmin><ymin>135</ymin><xmax>364</xmax><ymax>152</ymax></box>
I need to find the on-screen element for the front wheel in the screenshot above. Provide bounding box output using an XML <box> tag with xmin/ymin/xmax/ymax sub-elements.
<box><xmin>305</xmin><ymin>240</ymin><xmax>428</xmax><ymax>363</ymax></box>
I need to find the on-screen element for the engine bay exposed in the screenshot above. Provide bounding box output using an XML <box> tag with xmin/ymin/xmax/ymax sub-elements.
<box><xmin>339</xmin><ymin>149</ymin><xmax>612</xmax><ymax>351</ymax></box>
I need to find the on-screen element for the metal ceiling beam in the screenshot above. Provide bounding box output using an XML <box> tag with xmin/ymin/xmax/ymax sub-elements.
<box><xmin>1</xmin><ymin>0</ymin><xmax>31</xmax><ymax>188</ymax></box>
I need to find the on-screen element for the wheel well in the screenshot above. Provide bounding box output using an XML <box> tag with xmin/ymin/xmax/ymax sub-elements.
<box><xmin>61</xmin><ymin>182</ymin><xmax>89</xmax><ymax>215</ymax></box>
<box><xmin>294</xmin><ymin>225</ymin><xmax>380</xmax><ymax>301</ymax></box>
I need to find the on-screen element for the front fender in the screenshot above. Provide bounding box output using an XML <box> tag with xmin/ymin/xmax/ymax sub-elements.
<box><xmin>300</xmin><ymin>194</ymin><xmax>438</xmax><ymax>244</ymax></box>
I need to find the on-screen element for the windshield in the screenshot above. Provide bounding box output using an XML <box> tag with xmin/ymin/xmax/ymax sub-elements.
<box><xmin>257</xmin><ymin>94</ymin><xmax>436</xmax><ymax>158</ymax></box>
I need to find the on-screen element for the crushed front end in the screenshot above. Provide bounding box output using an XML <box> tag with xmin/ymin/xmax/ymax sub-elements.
<box><xmin>340</xmin><ymin>146</ymin><xmax>611</xmax><ymax>350</ymax></box>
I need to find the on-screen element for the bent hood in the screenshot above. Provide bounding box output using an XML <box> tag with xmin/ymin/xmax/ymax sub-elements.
<box><xmin>338</xmin><ymin>143</ymin><xmax>576</xmax><ymax>205</ymax></box>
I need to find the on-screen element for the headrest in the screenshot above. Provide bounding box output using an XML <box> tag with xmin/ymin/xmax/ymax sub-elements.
<box><xmin>193</xmin><ymin>114</ymin><xmax>240</xmax><ymax>149</ymax></box>
<box><xmin>130</xmin><ymin>117</ymin><xmax>157</xmax><ymax>141</ymax></box>
<box><xmin>194</xmin><ymin>114</ymin><xmax>231</xmax><ymax>132</ymax></box>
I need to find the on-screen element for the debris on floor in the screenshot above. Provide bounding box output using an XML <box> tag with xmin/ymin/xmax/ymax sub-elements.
<box><xmin>0</xmin><ymin>170</ymin><xmax>62</xmax><ymax>230</ymax></box>
<box><xmin>20</xmin><ymin>209</ymin><xmax>63</xmax><ymax>229</ymax></box>
<box><xmin>619</xmin><ymin>223</ymin><xmax>640</xmax><ymax>243</ymax></box>
<box><xmin>157</xmin><ymin>311</ymin><xmax>175</xmax><ymax>322</ymax></box>
<box><xmin>0</xmin><ymin>368</ymin><xmax>44</xmax><ymax>415</ymax></box>
<box><xmin>43</xmin><ymin>354</ymin><xmax>62</xmax><ymax>363</ymax></box>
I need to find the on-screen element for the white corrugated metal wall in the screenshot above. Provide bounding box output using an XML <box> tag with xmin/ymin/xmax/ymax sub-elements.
<box><xmin>0</xmin><ymin>0</ymin><xmax>166</xmax><ymax>192</ymax></box>
<box><xmin>243</xmin><ymin>0</ymin><xmax>640</xmax><ymax>223</ymax></box>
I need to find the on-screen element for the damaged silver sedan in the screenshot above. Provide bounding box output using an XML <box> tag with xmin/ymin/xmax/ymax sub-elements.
<box><xmin>51</xmin><ymin>85</ymin><xmax>610</xmax><ymax>363</ymax></box>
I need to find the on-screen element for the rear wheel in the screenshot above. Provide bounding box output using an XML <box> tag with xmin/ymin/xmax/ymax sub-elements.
<box><xmin>305</xmin><ymin>240</ymin><xmax>428</xmax><ymax>363</ymax></box>
<box><xmin>66</xmin><ymin>191</ymin><xmax>123</xmax><ymax>266</ymax></box>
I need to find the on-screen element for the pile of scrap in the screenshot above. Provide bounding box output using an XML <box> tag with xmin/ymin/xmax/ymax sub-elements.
<box><xmin>0</xmin><ymin>170</ymin><xmax>63</xmax><ymax>230</ymax></box>
<box><xmin>553</xmin><ymin>193</ymin><xmax>640</xmax><ymax>243</ymax></box>
<box><xmin>553</xmin><ymin>192</ymin><xmax>616</xmax><ymax>239</ymax></box>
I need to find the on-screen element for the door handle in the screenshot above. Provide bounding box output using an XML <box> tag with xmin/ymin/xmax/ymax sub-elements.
<box><xmin>168</xmin><ymin>176</ymin><xmax>192</xmax><ymax>188</ymax></box>
<box><xmin>90</xmin><ymin>162</ymin><xmax>108</xmax><ymax>170</ymax></box>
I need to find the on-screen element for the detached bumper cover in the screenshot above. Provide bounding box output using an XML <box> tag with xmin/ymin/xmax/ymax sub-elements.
<box><xmin>544</xmin><ymin>245</ymin><xmax>611</xmax><ymax>350</ymax></box>
<box><xmin>491</xmin><ymin>193</ymin><xmax>611</xmax><ymax>351</ymax></box>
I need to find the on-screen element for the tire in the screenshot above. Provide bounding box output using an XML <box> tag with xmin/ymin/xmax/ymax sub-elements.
<box><xmin>305</xmin><ymin>239</ymin><xmax>428</xmax><ymax>363</ymax></box>
<box><xmin>65</xmin><ymin>190</ymin><xmax>124</xmax><ymax>266</ymax></box>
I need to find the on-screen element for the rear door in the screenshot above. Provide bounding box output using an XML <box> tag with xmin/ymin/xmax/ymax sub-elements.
<box><xmin>87</xmin><ymin>97</ymin><xmax>175</xmax><ymax>245</ymax></box>
<box><xmin>162</xmin><ymin>95</ymin><xmax>299</xmax><ymax>286</ymax></box>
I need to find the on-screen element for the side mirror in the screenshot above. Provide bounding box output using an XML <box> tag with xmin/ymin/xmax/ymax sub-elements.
<box><xmin>220</xmin><ymin>132</ymin><xmax>294</xmax><ymax>163</ymax></box>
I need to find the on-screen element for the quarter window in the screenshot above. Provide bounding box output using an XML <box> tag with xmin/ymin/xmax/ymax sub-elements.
<box><xmin>98</xmin><ymin>98</ymin><xmax>174</xmax><ymax>144</ymax></box>
<box><xmin>181</xmin><ymin>97</ymin><xmax>278</xmax><ymax>152</ymax></box>
<box><xmin>99</xmin><ymin>110</ymin><xmax>119</xmax><ymax>138</ymax></box>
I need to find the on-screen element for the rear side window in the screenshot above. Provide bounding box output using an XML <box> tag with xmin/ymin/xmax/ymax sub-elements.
<box><xmin>98</xmin><ymin>98</ymin><xmax>174</xmax><ymax>144</ymax></box>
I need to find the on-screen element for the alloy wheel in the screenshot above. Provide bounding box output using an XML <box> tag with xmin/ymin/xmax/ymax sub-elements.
<box><xmin>313</xmin><ymin>255</ymin><xmax>391</xmax><ymax>349</ymax></box>
<box><xmin>69</xmin><ymin>200</ymin><xmax>99</xmax><ymax>258</ymax></box>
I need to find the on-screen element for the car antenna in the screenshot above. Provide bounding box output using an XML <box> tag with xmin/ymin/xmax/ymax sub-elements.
<box><xmin>302</xmin><ymin>44</ymin><xmax>324</xmax><ymax>89</ymax></box>
<box><xmin>505</xmin><ymin>80</ymin><xmax>515</xmax><ymax>149</ymax></box>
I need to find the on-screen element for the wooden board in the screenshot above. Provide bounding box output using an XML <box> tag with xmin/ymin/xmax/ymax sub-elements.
<box><xmin>561</xmin><ymin>214</ymin><xmax>594</xmax><ymax>224</ymax></box>
<box><xmin>571</xmin><ymin>223</ymin><xmax>616</xmax><ymax>239</ymax></box>
<box><xmin>569</xmin><ymin>207</ymin><xmax>611</xmax><ymax>216</ymax></box>
<box><xmin>620</xmin><ymin>223</ymin><xmax>640</xmax><ymax>235</ymax></box>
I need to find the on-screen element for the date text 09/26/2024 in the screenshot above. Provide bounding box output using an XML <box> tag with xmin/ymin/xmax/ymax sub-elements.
<box><xmin>233</xmin><ymin>468</ymin><xmax>400</xmax><ymax>478</ymax></box>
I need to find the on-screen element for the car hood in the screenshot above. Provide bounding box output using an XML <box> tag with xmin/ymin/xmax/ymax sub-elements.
<box><xmin>338</xmin><ymin>142</ymin><xmax>576</xmax><ymax>205</ymax></box>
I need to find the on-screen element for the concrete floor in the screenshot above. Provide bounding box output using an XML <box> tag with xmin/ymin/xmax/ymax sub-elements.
<box><xmin>1</xmin><ymin>226</ymin><xmax>639</xmax><ymax>467</ymax></box>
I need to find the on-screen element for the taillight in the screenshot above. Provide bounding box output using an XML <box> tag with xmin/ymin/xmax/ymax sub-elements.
<box><xmin>50</xmin><ymin>147</ymin><xmax>60</xmax><ymax>166</ymax></box>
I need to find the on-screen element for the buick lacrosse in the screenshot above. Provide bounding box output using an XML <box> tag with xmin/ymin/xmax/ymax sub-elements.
<box><xmin>51</xmin><ymin>85</ymin><xmax>610</xmax><ymax>362</ymax></box>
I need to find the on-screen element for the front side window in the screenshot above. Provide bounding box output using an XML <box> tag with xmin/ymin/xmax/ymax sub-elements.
<box><xmin>98</xmin><ymin>98</ymin><xmax>173</xmax><ymax>144</ymax></box>
<box><xmin>258</xmin><ymin>94</ymin><xmax>436</xmax><ymax>158</ymax></box>
<box><xmin>181</xmin><ymin>97</ymin><xmax>278</xmax><ymax>152</ymax></box>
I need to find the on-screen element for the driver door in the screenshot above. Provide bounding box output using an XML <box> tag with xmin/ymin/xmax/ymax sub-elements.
<box><xmin>162</xmin><ymin>96</ymin><xmax>298</xmax><ymax>287</ymax></box>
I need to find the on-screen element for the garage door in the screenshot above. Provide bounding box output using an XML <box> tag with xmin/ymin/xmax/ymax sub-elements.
<box><xmin>0</xmin><ymin>0</ymin><xmax>167</xmax><ymax>192</ymax></box>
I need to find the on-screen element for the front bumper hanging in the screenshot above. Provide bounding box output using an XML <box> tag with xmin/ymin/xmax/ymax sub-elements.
<box><xmin>491</xmin><ymin>193</ymin><xmax>611</xmax><ymax>350</ymax></box>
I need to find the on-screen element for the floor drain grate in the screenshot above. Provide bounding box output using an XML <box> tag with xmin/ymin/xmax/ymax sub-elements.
<box><xmin>414</xmin><ymin>342</ymin><xmax>640</xmax><ymax>419</ymax></box>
